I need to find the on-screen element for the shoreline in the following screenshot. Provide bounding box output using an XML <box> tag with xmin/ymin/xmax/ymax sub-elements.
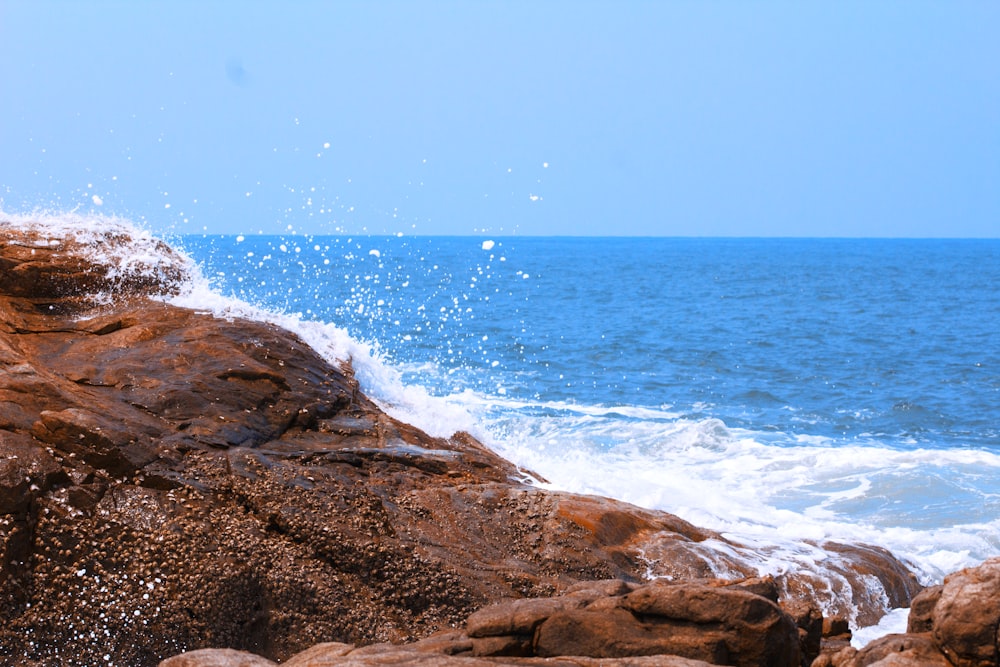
<box><xmin>0</xmin><ymin>220</ymin><xmax>991</xmax><ymax>667</ymax></box>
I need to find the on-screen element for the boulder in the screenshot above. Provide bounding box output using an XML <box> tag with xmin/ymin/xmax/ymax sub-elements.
<box><xmin>931</xmin><ymin>558</ymin><xmax>1000</xmax><ymax>667</ymax></box>
<box><xmin>781</xmin><ymin>599</ymin><xmax>823</xmax><ymax>664</ymax></box>
<box><xmin>163</xmin><ymin>644</ymin><xmax>719</xmax><ymax>666</ymax></box>
<box><xmin>159</xmin><ymin>649</ymin><xmax>278</xmax><ymax>667</ymax></box>
<box><xmin>466</xmin><ymin>597</ymin><xmax>591</xmax><ymax>638</ymax></box>
<box><xmin>815</xmin><ymin>633</ymin><xmax>951</xmax><ymax>667</ymax></box>
<box><xmin>816</xmin><ymin>558</ymin><xmax>1000</xmax><ymax>667</ymax></box>
<box><xmin>905</xmin><ymin>585</ymin><xmax>941</xmax><ymax>634</ymax></box>
<box><xmin>465</xmin><ymin>580</ymin><xmax>809</xmax><ymax>666</ymax></box>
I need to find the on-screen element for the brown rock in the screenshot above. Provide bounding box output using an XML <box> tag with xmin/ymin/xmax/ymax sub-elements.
<box><xmin>406</xmin><ymin>631</ymin><xmax>475</xmax><ymax>656</ymax></box>
<box><xmin>266</xmin><ymin>642</ymin><xmax>719</xmax><ymax>666</ymax></box>
<box><xmin>786</xmin><ymin>542</ymin><xmax>923</xmax><ymax>628</ymax></box>
<box><xmin>780</xmin><ymin>599</ymin><xmax>823</xmax><ymax>666</ymax></box>
<box><xmin>816</xmin><ymin>615</ymin><xmax>853</xmax><ymax>663</ymax></box>
<box><xmin>533</xmin><ymin>584</ymin><xmax>801</xmax><ymax>666</ymax></box>
<box><xmin>470</xmin><ymin>635</ymin><xmax>534</xmax><ymax>657</ymax></box>
<box><xmin>811</xmin><ymin>646</ymin><xmax>856</xmax><ymax>667</ymax></box>
<box><xmin>536</xmin><ymin>607</ymin><xmax>695</xmax><ymax>658</ymax></box>
<box><xmin>822</xmin><ymin>617</ymin><xmax>851</xmax><ymax>639</ymax></box>
<box><xmin>282</xmin><ymin>642</ymin><xmax>356</xmax><ymax>666</ymax></box>
<box><xmin>0</xmin><ymin>431</ymin><xmax>66</xmax><ymax>513</ymax></box>
<box><xmin>813</xmin><ymin>559</ymin><xmax>1000</xmax><ymax>667</ymax></box>
<box><xmin>905</xmin><ymin>585</ymin><xmax>941</xmax><ymax>634</ymax></box>
<box><xmin>466</xmin><ymin>597</ymin><xmax>590</xmax><ymax>638</ymax></box>
<box><xmin>727</xmin><ymin>575</ymin><xmax>780</xmax><ymax>603</ymax></box>
<box><xmin>931</xmin><ymin>558</ymin><xmax>1000</xmax><ymax>667</ymax></box>
<box><xmin>564</xmin><ymin>578</ymin><xmax>637</xmax><ymax>599</ymax></box>
<box><xmin>831</xmin><ymin>633</ymin><xmax>951</xmax><ymax>667</ymax></box>
<box><xmin>158</xmin><ymin>648</ymin><xmax>278</xmax><ymax>667</ymax></box>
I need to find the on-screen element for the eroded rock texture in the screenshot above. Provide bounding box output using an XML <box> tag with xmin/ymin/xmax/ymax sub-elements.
<box><xmin>812</xmin><ymin>560</ymin><xmax>1000</xmax><ymax>667</ymax></box>
<box><xmin>0</xmin><ymin>223</ymin><xmax>922</xmax><ymax>666</ymax></box>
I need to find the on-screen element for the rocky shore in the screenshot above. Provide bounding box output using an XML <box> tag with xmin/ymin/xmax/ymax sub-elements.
<box><xmin>0</xmin><ymin>222</ymin><xmax>994</xmax><ymax>666</ymax></box>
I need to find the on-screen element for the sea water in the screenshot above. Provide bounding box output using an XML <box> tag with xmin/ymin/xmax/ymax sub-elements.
<box><xmin>5</xmin><ymin>215</ymin><xmax>1000</xmax><ymax>635</ymax></box>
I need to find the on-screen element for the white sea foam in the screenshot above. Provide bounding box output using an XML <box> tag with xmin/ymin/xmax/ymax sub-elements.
<box><xmin>469</xmin><ymin>401</ymin><xmax>1000</xmax><ymax>634</ymax></box>
<box><xmin>480</xmin><ymin>401</ymin><xmax>1000</xmax><ymax>586</ymax></box>
<box><xmin>851</xmin><ymin>607</ymin><xmax>909</xmax><ymax>648</ymax></box>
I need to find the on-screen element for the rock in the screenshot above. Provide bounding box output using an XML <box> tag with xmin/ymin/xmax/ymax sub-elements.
<box><xmin>815</xmin><ymin>615</ymin><xmax>854</xmax><ymax>662</ymax></box>
<box><xmin>406</xmin><ymin>631</ymin><xmax>475</xmax><ymax>656</ymax></box>
<box><xmin>0</xmin><ymin>222</ymin><xmax>924</xmax><ymax>666</ymax></box>
<box><xmin>465</xmin><ymin>580</ymin><xmax>805</xmax><ymax>666</ymax></box>
<box><xmin>619</xmin><ymin>583</ymin><xmax>801</xmax><ymax>666</ymax></box>
<box><xmin>931</xmin><ymin>558</ymin><xmax>1000</xmax><ymax>667</ymax></box>
<box><xmin>782</xmin><ymin>542</ymin><xmax>922</xmax><ymax>629</ymax></box>
<box><xmin>780</xmin><ymin>599</ymin><xmax>823</xmax><ymax>666</ymax></box>
<box><xmin>466</xmin><ymin>597</ymin><xmax>590</xmax><ymax>638</ymax></box>
<box><xmin>822</xmin><ymin>617</ymin><xmax>851</xmax><ymax>639</ymax></box>
<box><xmin>814</xmin><ymin>558</ymin><xmax>1000</xmax><ymax>667</ymax></box>
<box><xmin>282</xmin><ymin>642</ymin><xmax>356</xmax><ymax>665</ymax></box>
<box><xmin>280</xmin><ymin>646</ymin><xmax>716</xmax><ymax>666</ymax></box>
<box><xmin>470</xmin><ymin>635</ymin><xmax>534</xmax><ymax>657</ymax></box>
<box><xmin>159</xmin><ymin>648</ymin><xmax>278</xmax><ymax>667</ymax></box>
<box><xmin>564</xmin><ymin>578</ymin><xmax>637</xmax><ymax>598</ymax></box>
<box><xmin>0</xmin><ymin>431</ymin><xmax>66</xmax><ymax>513</ymax></box>
<box><xmin>822</xmin><ymin>633</ymin><xmax>951</xmax><ymax>667</ymax></box>
<box><xmin>536</xmin><ymin>607</ymin><xmax>688</xmax><ymax>658</ymax></box>
<box><xmin>269</xmin><ymin>638</ymin><xmax>721</xmax><ymax>666</ymax></box>
<box><xmin>905</xmin><ymin>585</ymin><xmax>941</xmax><ymax>634</ymax></box>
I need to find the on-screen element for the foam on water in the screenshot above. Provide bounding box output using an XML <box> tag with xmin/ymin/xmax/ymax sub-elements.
<box><xmin>475</xmin><ymin>396</ymin><xmax>1000</xmax><ymax>578</ymax></box>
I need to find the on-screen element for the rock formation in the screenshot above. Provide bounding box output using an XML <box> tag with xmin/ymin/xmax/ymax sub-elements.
<box><xmin>815</xmin><ymin>557</ymin><xmax>1000</xmax><ymax>667</ymax></box>
<box><xmin>160</xmin><ymin>577</ymin><xmax>811</xmax><ymax>666</ymax></box>
<box><xmin>0</xmin><ymin>222</ymin><xmax>926</xmax><ymax>667</ymax></box>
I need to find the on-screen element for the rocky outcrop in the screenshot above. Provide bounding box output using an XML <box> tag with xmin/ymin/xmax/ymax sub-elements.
<box><xmin>165</xmin><ymin>559</ymin><xmax>1000</xmax><ymax>667</ymax></box>
<box><xmin>161</xmin><ymin>644</ymin><xmax>720</xmax><ymax>666</ymax></box>
<box><xmin>476</xmin><ymin>578</ymin><xmax>804</xmax><ymax>665</ymax></box>
<box><xmin>0</xmin><ymin>222</ymin><xmax>923</xmax><ymax>667</ymax></box>
<box><xmin>816</xmin><ymin>558</ymin><xmax>1000</xmax><ymax>667</ymax></box>
<box><xmin>157</xmin><ymin>554</ymin><xmax>1000</xmax><ymax>667</ymax></box>
<box><xmin>159</xmin><ymin>578</ymin><xmax>806</xmax><ymax>666</ymax></box>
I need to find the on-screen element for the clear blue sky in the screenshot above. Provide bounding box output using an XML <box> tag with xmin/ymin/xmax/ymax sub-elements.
<box><xmin>1</xmin><ymin>1</ymin><xmax>997</xmax><ymax>237</ymax></box>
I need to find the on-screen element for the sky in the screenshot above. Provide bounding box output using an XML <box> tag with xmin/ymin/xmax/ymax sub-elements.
<box><xmin>1</xmin><ymin>1</ymin><xmax>997</xmax><ymax>237</ymax></box>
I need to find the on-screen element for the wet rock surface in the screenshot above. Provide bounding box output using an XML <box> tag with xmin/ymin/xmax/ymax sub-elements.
<box><xmin>815</xmin><ymin>558</ymin><xmax>1000</xmax><ymax>667</ymax></box>
<box><xmin>0</xmin><ymin>223</ymin><xmax>928</xmax><ymax>666</ymax></box>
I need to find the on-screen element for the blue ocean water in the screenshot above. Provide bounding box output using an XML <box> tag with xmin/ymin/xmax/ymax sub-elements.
<box><xmin>181</xmin><ymin>235</ymin><xmax>999</xmax><ymax>450</ymax></box>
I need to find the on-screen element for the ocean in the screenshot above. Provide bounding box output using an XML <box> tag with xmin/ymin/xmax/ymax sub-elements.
<box><xmin>8</xmin><ymin>215</ymin><xmax>1000</xmax><ymax>636</ymax></box>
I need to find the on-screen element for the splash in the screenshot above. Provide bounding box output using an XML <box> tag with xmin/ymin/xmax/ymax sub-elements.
<box><xmin>1</xmin><ymin>211</ymin><xmax>480</xmax><ymax>439</ymax></box>
<box><xmin>0</xmin><ymin>210</ymin><xmax>195</xmax><ymax>301</ymax></box>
